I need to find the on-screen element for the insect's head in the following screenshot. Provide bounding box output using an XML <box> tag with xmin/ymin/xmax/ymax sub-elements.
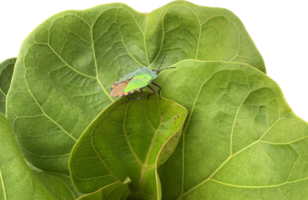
<box><xmin>154</xmin><ymin>54</ymin><xmax>176</xmax><ymax>74</ymax></box>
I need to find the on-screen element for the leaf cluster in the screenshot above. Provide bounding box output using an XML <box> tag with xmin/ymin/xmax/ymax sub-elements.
<box><xmin>0</xmin><ymin>1</ymin><xmax>307</xmax><ymax>200</ymax></box>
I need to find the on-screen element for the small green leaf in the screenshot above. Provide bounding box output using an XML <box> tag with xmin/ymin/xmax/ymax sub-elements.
<box><xmin>0</xmin><ymin>58</ymin><xmax>16</xmax><ymax>115</ymax></box>
<box><xmin>0</xmin><ymin>113</ymin><xmax>80</xmax><ymax>200</ymax></box>
<box><xmin>69</xmin><ymin>94</ymin><xmax>187</xmax><ymax>199</ymax></box>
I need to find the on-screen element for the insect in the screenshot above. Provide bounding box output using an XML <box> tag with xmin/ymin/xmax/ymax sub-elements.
<box><xmin>110</xmin><ymin>55</ymin><xmax>175</xmax><ymax>102</ymax></box>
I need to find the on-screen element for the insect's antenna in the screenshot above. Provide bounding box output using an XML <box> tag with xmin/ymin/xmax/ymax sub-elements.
<box><xmin>157</xmin><ymin>67</ymin><xmax>176</xmax><ymax>74</ymax></box>
<box><xmin>156</xmin><ymin>54</ymin><xmax>167</xmax><ymax>72</ymax></box>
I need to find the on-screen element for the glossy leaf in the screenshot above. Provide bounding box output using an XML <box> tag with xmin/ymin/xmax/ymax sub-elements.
<box><xmin>69</xmin><ymin>94</ymin><xmax>187</xmax><ymax>199</ymax></box>
<box><xmin>155</xmin><ymin>60</ymin><xmax>308</xmax><ymax>199</ymax></box>
<box><xmin>0</xmin><ymin>57</ymin><xmax>15</xmax><ymax>115</ymax></box>
<box><xmin>0</xmin><ymin>113</ymin><xmax>80</xmax><ymax>200</ymax></box>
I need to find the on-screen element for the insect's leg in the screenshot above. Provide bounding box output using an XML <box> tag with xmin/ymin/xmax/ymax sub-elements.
<box><xmin>147</xmin><ymin>85</ymin><xmax>156</xmax><ymax>100</ymax></box>
<box><xmin>126</xmin><ymin>89</ymin><xmax>143</xmax><ymax>103</ymax></box>
<box><xmin>151</xmin><ymin>82</ymin><xmax>161</xmax><ymax>98</ymax></box>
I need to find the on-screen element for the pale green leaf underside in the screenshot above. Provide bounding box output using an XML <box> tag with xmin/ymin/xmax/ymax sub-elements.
<box><xmin>0</xmin><ymin>58</ymin><xmax>16</xmax><ymax>115</ymax></box>
<box><xmin>69</xmin><ymin>94</ymin><xmax>187</xmax><ymax>200</ymax></box>
<box><xmin>156</xmin><ymin>60</ymin><xmax>308</xmax><ymax>200</ymax></box>
<box><xmin>6</xmin><ymin>1</ymin><xmax>265</xmax><ymax>174</ymax></box>
<box><xmin>0</xmin><ymin>113</ymin><xmax>80</xmax><ymax>200</ymax></box>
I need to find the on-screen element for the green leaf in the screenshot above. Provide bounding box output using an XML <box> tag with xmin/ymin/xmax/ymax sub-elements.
<box><xmin>0</xmin><ymin>112</ymin><xmax>80</xmax><ymax>200</ymax></box>
<box><xmin>156</xmin><ymin>60</ymin><xmax>308</xmax><ymax>199</ymax></box>
<box><xmin>6</xmin><ymin>1</ymin><xmax>264</xmax><ymax>175</ymax></box>
<box><xmin>69</xmin><ymin>94</ymin><xmax>187</xmax><ymax>199</ymax></box>
<box><xmin>0</xmin><ymin>58</ymin><xmax>16</xmax><ymax>115</ymax></box>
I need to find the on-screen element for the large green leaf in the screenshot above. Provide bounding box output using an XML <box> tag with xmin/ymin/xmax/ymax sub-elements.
<box><xmin>0</xmin><ymin>113</ymin><xmax>80</xmax><ymax>200</ymax></box>
<box><xmin>156</xmin><ymin>60</ymin><xmax>308</xmax><ymax>199</ymax></box>
<box><xmin>0</xmin><ymin>58</ymin><xmax>16</xmax><ymax>115</ymax></box>
<box><xmin>6</xmin><ymin>1</ymin><xmax>265</xmax><ymax>174</ymax></box>
<box><xmin>69</xmin><ymin>94</ymin><xmax>187</xmax><ymax>199</ymax></box>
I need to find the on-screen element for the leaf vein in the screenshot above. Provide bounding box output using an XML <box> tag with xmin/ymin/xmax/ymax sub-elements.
<box><xmin>24</xmin><ymin>70</ymin><xmax>77</xmax><ymax>142</ymax></box>
<box><xmin>90</xmin><ymin>128</ymin><xmax>121</xmax><ymax>183</ymax></box>
<box><xmin>0</xmin><ymin>169</ymin><xmax>7</xmax><ymax>200</ymax></box>
<box><xmin>123</xmin><ymin>101</ymin><xmax>143</xmax><ymax>166</ymax></box>
<box><xmin>211</xmin><ymin>178</ymin><xmax>308</xmax><ymax>189</ymax></box>
<box><xmin>90</xmin><ymin>22</ymin><xmax>114</xmax><ymax>102</ymax></box>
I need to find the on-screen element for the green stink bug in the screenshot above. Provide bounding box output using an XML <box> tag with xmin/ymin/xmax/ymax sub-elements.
<box><xmin>110</xmin><ymin>55</ymin><xmax>174</xmax><ymax>101</ymax></box>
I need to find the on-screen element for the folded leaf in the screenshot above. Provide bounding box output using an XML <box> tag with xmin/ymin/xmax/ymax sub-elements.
<box><xmin>69</xmin><ymin>94</ymin><xmax>187</xmax><ymax>199</ymax></box>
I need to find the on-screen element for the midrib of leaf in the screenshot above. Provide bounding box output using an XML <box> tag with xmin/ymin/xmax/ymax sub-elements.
<box><xmin>24</xmin><ymin>70</ymin><xmax>77</xmax><ymax>142</ymax></box>
<box><xmin>137</xmin><ymin>102</ymin><xmax>172</xmax><ymax>198</ymax></box>
<box><xmin>83</xmin><ymin>98</ymin><xmax>164</xmax><ymax>199</ymax></box>
<box><xmin>0</xmin><ymin>169</ymin><xmax>7</xmax><ymax>200</ymax></box>
<box><xmin>92</xmin><ymin>98</ymin><xmax>173</xmax><ymax>199</ymax></box>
